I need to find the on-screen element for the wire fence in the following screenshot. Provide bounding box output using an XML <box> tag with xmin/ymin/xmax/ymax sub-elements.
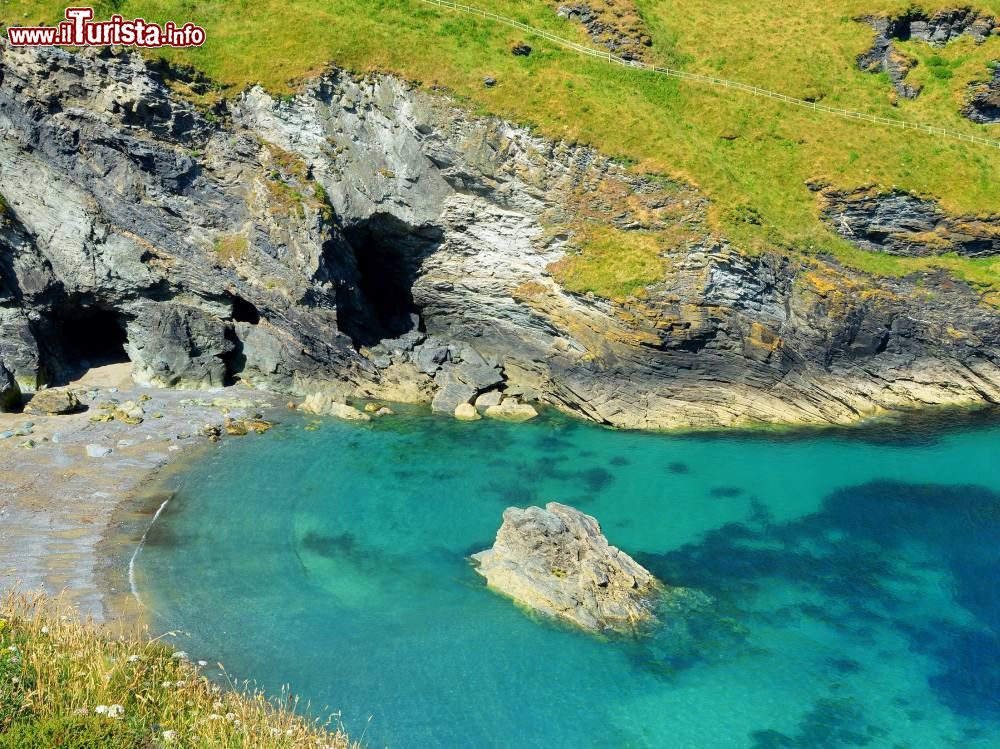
<box><xmin>415</xmin><ymin>0</ymin><xmax>1000</xmax><ymax>150</ymax></box>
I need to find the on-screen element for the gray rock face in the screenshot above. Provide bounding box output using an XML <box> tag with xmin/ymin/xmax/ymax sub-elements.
<box><xmin>819</xmin><ymin>186</ymin><xmax>1000</xmax><ymax>257</ymax></box>
<box><xmin>0</xmin><ymin>362</ymin><xmax>20</xmax><ymax>412</ymax></box>
<box><xmin>857</xmin><ymin>10</ymin><xmax>996</xmax><ymax>100</ymax></box>
<box><xmin>3</xmin><ymin>42</ymin><xmax>1000</xmax><ymax>431</ymax></box>
<box><xmin>126</xmin><ymin>303</ymin><xmax>233</xmax><ymax>388</ymax></box>
<box><xmin>472</xmin><ymin>503</ymin><xmax>661</xmax><ymax>633</ymax></box>
<box><xmin>964</xmin><ymin>64</ymin><xmax>1000</xmax><ymax>124</ymax></box>
<box><xmin>430</xmin><ymin>376</ymin><xmax>476</xmax><ymax>414</ymax></box>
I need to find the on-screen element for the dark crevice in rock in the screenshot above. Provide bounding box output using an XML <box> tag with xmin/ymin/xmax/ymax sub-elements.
<box><xmin>230</xmin><ymin>294</ymin><xmax>260</xmax><ymax>325</ymax></box>
<box><xmin>337</xmin><ymin>213</ymin><xmax>443</xmax><ymax>348</ymax></box>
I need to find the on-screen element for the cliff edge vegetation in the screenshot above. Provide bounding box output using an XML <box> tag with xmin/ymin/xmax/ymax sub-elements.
<box><xmin>0</xmin><ymin>592</ymin><xmax>355</xmax><ymax>749</ymax></box>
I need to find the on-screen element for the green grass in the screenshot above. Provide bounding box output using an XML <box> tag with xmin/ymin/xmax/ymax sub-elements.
<box><xmin>4</xmin><ymin>0</ymin><xmax>1000</xmax><ymax>292</ymax></box>
<box><xmin>0</xmin><ymin>592</ymin><xmax>355</xmax><ymax>749</ymax></box>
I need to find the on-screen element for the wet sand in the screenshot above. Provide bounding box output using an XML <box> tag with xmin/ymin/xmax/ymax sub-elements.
<box><xmin>0</xmin><ymin>363</ymin><xmax>282</xmax><ymax>622</ymax></box>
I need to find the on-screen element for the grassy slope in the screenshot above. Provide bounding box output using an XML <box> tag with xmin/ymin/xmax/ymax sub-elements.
<box><xmin>0</xmin><ymin>593</ymin><xmax>355</xmax><ymax>749</ymax></box>
<box><xmin>3</xmin><ymin>0</ymin><xmax>1000</xmax><ymax>295</ymax></box>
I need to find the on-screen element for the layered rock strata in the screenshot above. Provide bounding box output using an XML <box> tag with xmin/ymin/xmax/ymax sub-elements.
<box><xmin>3</xmin><ymin>42</ymin><xmax>1000</xmax><ymax>430</ymax></box>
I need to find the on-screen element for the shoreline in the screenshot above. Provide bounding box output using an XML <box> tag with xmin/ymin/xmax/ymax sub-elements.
<box><xmin>0</xmin><ymin>363</ymin><xmax>284</xmax><ymax>625</ymax></box>
<box><xmin>3</xmin><ymin>365</ymin><xmax>999</xmax><ymax>633</ymax></box>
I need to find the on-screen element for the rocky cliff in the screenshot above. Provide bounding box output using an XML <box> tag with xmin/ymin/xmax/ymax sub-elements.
<box><xmin>2</xmin><ymin>42</ymin><xmax>1000</xmax><ymax>429</ymax></box>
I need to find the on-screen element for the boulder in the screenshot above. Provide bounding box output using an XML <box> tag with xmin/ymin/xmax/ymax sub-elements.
<box><xmin>474</xmin><ymin>390</ymin><xmax>503</xmax><ymax>410</ymax></box>
<box><xmin>299</xmin><ymin>392</ymin><xmax>370</xmax><ymax>421</ymax></box>
<box><xmin>472</xmin><ymin>503</ymin><xmax>661</xmax><ymax>633</ymax></box>
<box><xmin>453</xmin><ymin>360</ymin><xmax>504</xmax><ymax>391</ymax></box>
<box><xmin>484</xmin><ymin>399</ymin><xmax>539</xmax><ymax>422</ymax></box>
<box><xmin>24</xmin><ymin>388</ymin><xmax>80</xmax><ymax>415</ymax></box>
<box><xmin>0</xmin><ymin>362</ymin><xmax>21</xmax><ymax>412</ymax></box>
<box><xmin>113</xmin><ymin>400</ymin><xmax>145</xmax><ymax>424</ymax></box>
<box><xmin>431</xmin><ymin>380</ymin><xmax>476</xmax><ymax>414</ymax></box>
<box><xmin>454</xmin><ymin>402</ymin><xmax>481</xmax><ymax>421</ymax></box>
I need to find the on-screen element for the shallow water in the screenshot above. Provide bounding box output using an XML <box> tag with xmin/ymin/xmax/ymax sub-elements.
<box><xmin>134</xmin><ymin>409</ymin><xmax>1000</xmax><ymax>748</ymax></box>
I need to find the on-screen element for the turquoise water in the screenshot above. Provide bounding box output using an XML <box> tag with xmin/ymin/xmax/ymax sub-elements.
<box><xmin>134</xmin><ymin>409</ymin><xmax>1000</xmax><ymax>748</ymax></box>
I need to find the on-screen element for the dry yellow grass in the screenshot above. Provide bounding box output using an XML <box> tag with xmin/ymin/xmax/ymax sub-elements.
<box><xmin>0</xmin><ymin>591</ymin><xmax>356</xmax><ymax>749</ymax></box>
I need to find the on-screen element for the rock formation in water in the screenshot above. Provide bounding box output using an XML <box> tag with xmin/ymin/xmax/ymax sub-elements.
<box><xmin>472</xmin><ymin>502</ymin><xmax>661</xmax><ymax>633</ymax></box>
<box><xmin>3</xmin><ymin>42</ymin><xmax>1000</xmax><ymax>429</ymax></box>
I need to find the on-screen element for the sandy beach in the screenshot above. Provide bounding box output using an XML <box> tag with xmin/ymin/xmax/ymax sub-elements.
<box><xmin>0</xmin><ymin>363</ymin><xmax>282</xmax><ymax>622</ymax></box>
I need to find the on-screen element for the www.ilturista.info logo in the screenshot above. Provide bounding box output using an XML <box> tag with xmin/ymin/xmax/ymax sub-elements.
<box><xmin>6</xmin><ymin>7</ymin><xmax>206</xmax><ymax>48</ymax></box>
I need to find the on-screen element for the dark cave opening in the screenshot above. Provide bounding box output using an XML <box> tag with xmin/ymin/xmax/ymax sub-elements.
<box><xmin>45</xmin><ymin>306</ymin><xmax>130</xmax><ymax>382</ymax></box>
<box><xmin>338</xmin><ymin>213</ymin><xmax>443</xmax><ymax>348</ymax></box>
<box><xmin>231</xmin><ymin>294</ymin><xmax>261</xmax><ymax>325</ymax></box>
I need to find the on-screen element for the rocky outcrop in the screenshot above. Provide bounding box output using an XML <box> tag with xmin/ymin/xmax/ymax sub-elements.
<box><xmin>24</xmin><ymin>389</ymin><xmax>81</xmax><ymax>416</ymax></box>
<box><xmin>0</xmin><ymin>362</ymin><xmax>20</xmax><ymax>412</ymax></box>
<box><xmin>857</xmin><ymin>9</ymin><xmax>996</xmax><ymax>100</ymax></box>
<box><xmin>472</xmin><ymin>503</ymin><xmax>661</xmax><ymax>633</ymax></box>
<box><xmin>484</xmin><ymin>399</ymin><xmax>539</xmax><ymax>422</ymax></box>
<box><xmin>4</xmin><ymin>42</ymin><xmax>1000</xmax><ymax>431</ymax></box>
<box><xmin>964</xmin><ymin>64</ymin><xmax>1000</xmax><ymax>123</ymax></box>
<box><xmin>298</xmin><ymin>392</ymin><xmax>370</xmax><ymax>421</ymax></box>
<box><xmin>555</xmin><ymin>1</ymin><xmax>652</xmax><ymax>61</ymax></box>
<box><xmin>818</xmin><ymin>186</ymin><xmax>1000</xmax><ymax>257</ymax></box>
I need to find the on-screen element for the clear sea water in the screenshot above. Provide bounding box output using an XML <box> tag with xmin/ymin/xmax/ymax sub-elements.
<box><xmin>133</xmin><ymin>408</ymin><xmax>1000</xmax><ymax>748</ymax></box>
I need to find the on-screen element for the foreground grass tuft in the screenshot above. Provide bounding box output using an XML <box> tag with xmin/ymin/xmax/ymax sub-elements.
<box><xmin>0</xmin><ymin>592</ymin><xmax>355</xmax><ymax>749</ymax></box>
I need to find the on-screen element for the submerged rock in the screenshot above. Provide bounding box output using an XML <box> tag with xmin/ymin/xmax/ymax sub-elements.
<box><xmin>24</xmin><ymin>388</ymin><xmax>80</xmax><ymax>416</ymax></box>
<box><xmin>472</xmin><ymin>502</ymin><xmax>661</xmax><ymax>633</ymax></box>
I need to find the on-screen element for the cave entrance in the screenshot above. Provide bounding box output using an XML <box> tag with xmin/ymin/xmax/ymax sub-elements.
<box><xmin>48</xmin><ymin>306</ymin><xmax>130</xmax><ymax>382</ymax></box>
<box><xmin>339</xmin><ymin>213</ymin><xmax>443</xmax><ymax>347</ymax></box>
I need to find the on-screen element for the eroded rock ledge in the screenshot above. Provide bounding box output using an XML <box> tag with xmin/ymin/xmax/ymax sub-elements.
<box><xmin>472</xmin><ymin>502</ymin><xmax>663</xmax><ymax>633</ymax></box>
<box><xmin>857</xmin><ymin>8</ymin><xmax>996</xmax><ymax>101</ymax></box>
<box><xmin>818</xmin><ymin>185</ymin><xmax>1000</xmax><ymax>258</ymax></box>
<box><xmin>3</xmin><ymin>42</ymin><xmax>1000</xmax><ymax>430</ymax></box>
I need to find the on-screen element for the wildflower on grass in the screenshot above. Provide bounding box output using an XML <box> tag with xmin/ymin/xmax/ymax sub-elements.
<box><xmin>95</xmin><ymin>705</ymin><xmax>108</xmax><ymax>715</ymax></box>
<box><xmin>107</xmin><ymin>704</ymin><xmax>124</xmax><ymax>719</ymax></box>
<box><xmin>40</xmin><ymin>625</ymin><xmax>49</xmax><ymax>634</ymax></box>
<box><xmin>129</xmin><ymin>654</ymin><xmax>140</xmax><ymax>662</ymax></box>
<box><xmin>162</xmin><ymin>681</ymin><xmax>173</xmax><ymax>688</ymax></box>
<box><xmin>175</xmin><ymin>680</ymin><xmax>187</xmax><ymax>687</ymax></box>
<box><xmin>162</xmin><ymin>729</ymin><xmax>178</xmax><ymax>743</ymax></box>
